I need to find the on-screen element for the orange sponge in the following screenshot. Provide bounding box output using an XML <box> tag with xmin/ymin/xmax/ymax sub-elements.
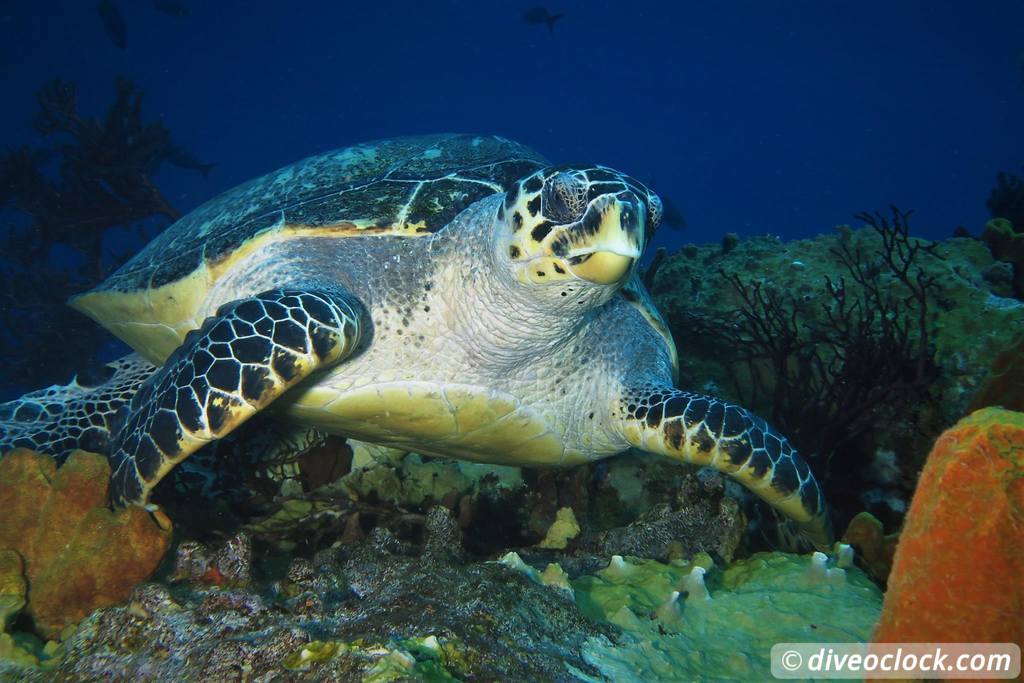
<box><xmin>0</xmin><ymin>449</ymin><xmax>172</xmax><ymax>639</ymax></box>
<box><xmin>873</xmin><ymin>408</ymin><xmax>1023</xmax><ymax>644</ymax></box>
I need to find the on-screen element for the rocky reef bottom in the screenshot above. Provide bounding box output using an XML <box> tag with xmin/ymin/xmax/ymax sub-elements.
<box><xmin>2</xmin><ymin>505</ymin><xmax>880</xmax><ymax>681</ymax></box>
<box><xmin>4</xmin><ymin>406</ymin><xmax>1023</xmax><ymax>680</ymax></box>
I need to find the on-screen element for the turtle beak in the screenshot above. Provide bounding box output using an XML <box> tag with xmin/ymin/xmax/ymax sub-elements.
<box><xmin>566</xmin><ymin>195</ymin><xmax>644</xmax><ymax>285</ymax></box>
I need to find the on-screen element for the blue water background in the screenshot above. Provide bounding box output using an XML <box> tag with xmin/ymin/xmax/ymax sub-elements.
<box><xmin>2</xmin><ymin>0</ymin><xmax>1022</xmax><ymax>255</ymax></box>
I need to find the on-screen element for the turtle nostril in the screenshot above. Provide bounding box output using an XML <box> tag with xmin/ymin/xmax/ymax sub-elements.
<box><xmin>543</xmin><ymin>171</ymin><xmax>589</xmax><ymax>223</ymax></box>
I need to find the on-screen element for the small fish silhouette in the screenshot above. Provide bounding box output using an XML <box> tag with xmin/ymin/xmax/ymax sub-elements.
<box><xmin>164</xmin><ymin>144</ymin><xmax>216</xmax><ymax>177</ymax></box>
<box><xmin>658</xmin><ymin>194</ymin><xmax>687</xmax><ymax>231</ymax></box>
<box><xmin>97</xmin><ymin>0</ymin><xmax>127</xmax><ymax>49</ymax></box>
<box><xmin>645</xmin><ymin>178</ymin><xmax>687</xmax><ymax>231</ymax></box>
<box><xmin>154</xmin><ymin>0</ymin><xmax>189</xmax><ymax>18</ymax></box>
<box><xmin>522</xmin><ymin>6</ymin><xmax>564</xmax><ymax>32</ymax></box>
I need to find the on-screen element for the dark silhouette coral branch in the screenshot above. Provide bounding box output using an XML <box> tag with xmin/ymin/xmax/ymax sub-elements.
<box><xmin>0</xmin><ymin>77</ymin><xmax>212</xmax><ymax>395</ymax></box>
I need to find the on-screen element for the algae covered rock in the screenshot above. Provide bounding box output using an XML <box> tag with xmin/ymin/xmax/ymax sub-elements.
<box><xmin>841</xmin><ymin>511</ymin><xmax>898</xmax><ymax>584</ymax></box>
<box><xmin>585</xmin><ymin>459</ymin><xmax>746</xmax><ymax>563</ymax></box>
<box><xmin>572</xmin><ymin>551</ymin><xmax>882</xmax><ymax>681</ymax></box>
<box><xmin>654</xmin><ymin>228</ymin><xmax>1023</xmax><ymax>397</ymax></box>
<box><xmin>0</xmin><ymin>449</ymin><xmax>172</xmax><ymax>639</ymax></box>
<box><xmin>13</xmin><ymin>496</ymin><xmax>886</xmax><ymax>681</ymax></box>
<box><xmin>235</xmin><ymin>449</ymin><xmax>524</xmax><ymax>552</ymax></box>
<box><xmin>874</xmin><ymin>407</ymin><xmax>1024</xmax><ymax>644</ymax></box>
<box><xmin>982</xmin><ymin>217</ymin><xmax>1024</xmax><ymax>297</ymax></box>
<box><xmin>0</xmin><ymin>550</ymin><xmax>26</xmax><ymax>634</ymax></box>
<box><xmin>538</xmin><ymin>506</ymin><xmax>582</xmax><ymax>549</ymax></box>
<box><xmin>47</xmin><ymin>507</ymin><xmax>616</xmax><ymax>681</ymax></box>
<box><xmin>970</xmin><ymin>331</ymin><xmax>1024</xmax><ymax>413</ymax></box>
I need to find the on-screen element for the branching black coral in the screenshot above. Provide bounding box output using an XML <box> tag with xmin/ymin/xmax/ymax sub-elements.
<box><xmin>679</xmin><ymin>208</ymin><xmax>944</xmax><ymax>518</ymax></box>
<box><xmin>0</xmin><ymin>78</ymin><xmax>212</xmax><ymax>395</ymax></box>
<box><xmin>838</xmin><ymin>207</ymin><xmax>943</xmax><ymax>387</ymax></box>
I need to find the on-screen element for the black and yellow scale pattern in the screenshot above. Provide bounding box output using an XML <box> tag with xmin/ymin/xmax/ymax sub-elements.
<box><xmin>107</xmin><ymin>288</ymin><xmax>361</xmax><ymax>505</ymax></box>
<box><xmin>0</xmin><ymin>355</ymin><xmax>156</xmax><ymax>460</ymax></box>
<box><xmin>500</xmin><ymin>165</ymin><xmax>662</xmax><ymax>281</ymax></box>
<box><xmin>618</xmin><ymin>386</ymin><xmax>832</xmax><ymax>548</ymax></box>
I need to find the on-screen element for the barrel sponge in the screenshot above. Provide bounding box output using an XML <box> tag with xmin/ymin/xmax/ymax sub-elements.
<box><xmin>874</xmin><ymin>408</ymin><xmax>1024</xmax><ymax>643</ymax></box>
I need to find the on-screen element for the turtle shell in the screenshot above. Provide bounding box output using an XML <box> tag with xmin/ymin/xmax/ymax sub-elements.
<box><xmin>103</xmin><ymin>134</ymin><xmax>546</xmax><ymax>293</ymax></box>
<box><xmin>71</xmin><ymin>134</ymin><xmax>547</xmax><ymax>360</ymax></box>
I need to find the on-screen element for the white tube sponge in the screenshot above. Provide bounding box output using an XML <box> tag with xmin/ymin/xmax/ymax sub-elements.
<box><xmin>808</xmin><ymin>551</ymin><xmax>829</xmax><ymax>582</ymax></box>
<box><xmin>498</xmin><ymin>551</ymin><xmax>541</xmax><ymax>584</ymax></box>
<box><xmin>603</xmin><ymin>555</ymin><xmax>636</xmax><ymax>581</ymax></box>
<box><xmin>681</xmin><ymin>565</ymin><xmax>711</xmax><ymax>602</ymax></box>
<box><xmin>834</xmin><ymin>542</ymin><xmax>855</xmax><ymax>569</ymax></box>
<box><xmin>656</xmin><ymin>591</ymin><xmax>684</xmax><ymax>622</ymax></box>
<box><xmin>808</xmin><ymin>551</ymin><xmax>847</xmax><ymax>585</ymax></box>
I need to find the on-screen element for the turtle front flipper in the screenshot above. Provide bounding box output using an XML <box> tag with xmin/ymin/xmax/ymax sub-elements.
<box><xmin>108</xmin><ymin>288</ymin><xmax>363</xmax><ymax>506</ymax></box>
<box><xmin>617</xmin><ymin>386</ymin><xmax>832</xmax><ymax>549</ymax></box>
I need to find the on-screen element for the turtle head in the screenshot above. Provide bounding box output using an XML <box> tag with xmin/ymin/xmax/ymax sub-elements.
<box><xmin>497</xmin><ymin>166</ymin><xmax>662</xmax><ymax>301</ymax></box>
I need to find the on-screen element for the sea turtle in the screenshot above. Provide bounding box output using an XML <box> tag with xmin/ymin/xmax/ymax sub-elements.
<box><xmin>0</xmin><ymin>134</ymin><xmax>832</xmax><ymax>548</ymax></box>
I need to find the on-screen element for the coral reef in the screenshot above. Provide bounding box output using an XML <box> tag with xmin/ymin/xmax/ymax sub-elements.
<box><xmin>1</xmin><ymin>506</ymin><xmax>881</xmax><ymax>681</ymax></box>
<box><xmin>651</xmin><ymin>217</ymin><xmax>1024</xmax><ymax>528</ymax></box>
<box><xmin>571</xmin><ymin>550</ymin><xmax>880</xmax><ymax>681</ymax></box>
<box><xmin>164</xmin><ymin>437</ymin><xmax>747</xmax><ymax>568</ymax></box>
<box><xmin>874</xmin><ymin>408</ymin><xmax>1024</xmax><ymax>644</ymax></box>
<box><xmin>0</xmin><ymin>78</ymin><xmax>212</xmax><ymax>395</ymax></box>
<box><xmin>987</xmin><ymin>170</ymin><xmax>1024</xmax><ymax>233</ymax></box>
<box><xmin>580</xmin><ymin>459</ymin><xmax>746</xmax><ymax>563</ymax></box>
<box><xmin>841</xmin><ymin>511</ymin><xmax>898</xmax><ymax>584</ymax></box>
<box><xmin>12</xmin><ymin>510</ymin><xmax>614</xmax><ymax>681</ymax></box>
<box><xmin>0</xmin><ymin>449</ymin><xmax>172</xmax><ymax>640</ymax></box>
<box><xmin>680</xmin><ymin>209</ymin><xmax>942</xmax><ymax>484</ymax></box>
<box><xmin>981</xmin><ymin>217</ymin><xmax>1024</xmax><ymax>299</ymax></box>
<box><xmin>538</xmin><ymin>507</ymin><xmax>582</xmax><ymax>549</ymax></box>
<box><xmin>970</xmin><ymin>331</ymin><xmax>1024</xmax><ymax>412</ymax></box>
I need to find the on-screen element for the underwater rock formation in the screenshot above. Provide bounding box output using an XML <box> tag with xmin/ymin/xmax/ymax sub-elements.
<box><xmin>582</xmin><ymin>459</ymin><xmax>746</xmax><ymax>563</ymax></box>
<box><xmin>19</xmin><ymin>509</ymin><xmax>615</xmax><ymax>681</ymax></box>
<box><xmin>981</xmin><ymin>217</ymin><xmax>1024</xmax><ymax>299</ymax></box>
<box><xmin>840</xmin><ymin>512</ymin><xmax>898</xmax><ymax>585</ymax></box>
<box><xmin>987</xmin><ymin>171</ymin><xmax>1024</xmax><ymax>235</ymax></box>
<box><xmin>0</xmin><ymin>449</ymin><xmax>172</xmax><ymax>640</ymax></box>
<box><xmin>970</xmin><ymin>331</ymin><xmax>1024</xmax><ymax>413</ymax></box>
<box><xmin>570</xmin><ymin>551</ymin><xmax>881</xmax><ymax>681</ymax></box>
<box><xmin>167</xmin><ymin>438</ymin><xmax>747</xmax><ymax>568</ymax></box>
<box><xmin>0</xmin><ymin>551</ymin><xmax>28</xmax><ymax>665</ymax></box>
<box><xmin>1</xmin><ymin>506</ymin><xmax>881</xmax><ymax>680</ymax></box>
<box><xmin>874</xmin><ymin>408</ymin><xmax>1023</xmax><ymax>644</ymax></box>
<box><xmin>650</xmin><ymin>220</ymin><xmax>1024</xmax><ymax>529</ymax></box>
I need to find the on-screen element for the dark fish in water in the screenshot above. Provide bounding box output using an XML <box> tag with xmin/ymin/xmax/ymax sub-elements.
<box><xmin>97</xmin><ymin>0</ymin><xmax>127</xmax><ymax>49</ymax></box>
<box><xmin>164</xmin><ymin>144</ymin><xmax>216</xmax><ymax>177</ymax></box>
<box><xmin>154</xmin><ymin>0</ymin><xmax>189</xmax><ymax>18</ymax></box>
<box><xmin>659</xmin><ymin>194</ymin><xmax>687</xmax><ymax>230</ymax></box>
<box><xmin>522</xmin><ymin>6</ymin><xmax>564</xmax><ymax>32</ymax></box>
<box><xmin>645</xmin><ymin>179</ymin><xmax>686</xmax><ymax>230</ymax></box>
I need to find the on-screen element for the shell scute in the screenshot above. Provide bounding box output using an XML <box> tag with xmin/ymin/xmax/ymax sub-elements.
<box><xmin>96</xmin><ymin>134</ymin><xmax>547</xmax><ymax>293</ymax></box>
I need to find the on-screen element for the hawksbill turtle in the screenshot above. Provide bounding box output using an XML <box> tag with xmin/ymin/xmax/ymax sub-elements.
<box><xmin>0</xmin><ymin>134</ymin><xmax>832</xmax><ymax>548</ymax></box>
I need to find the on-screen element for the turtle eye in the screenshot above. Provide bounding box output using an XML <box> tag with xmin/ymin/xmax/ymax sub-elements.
<box><xmin>542</xmin><ymin>171</ymin><xmax>589</xmax><ymax>224</ymax></box>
